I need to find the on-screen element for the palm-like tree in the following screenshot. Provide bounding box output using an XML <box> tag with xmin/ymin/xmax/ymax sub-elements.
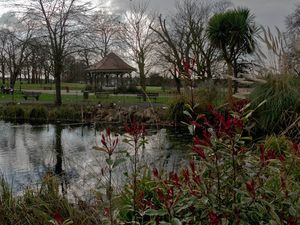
<box><xmin>208</xmin><ymin>8</ymin><xmax>259</xmax><ymax>96</ymax></box>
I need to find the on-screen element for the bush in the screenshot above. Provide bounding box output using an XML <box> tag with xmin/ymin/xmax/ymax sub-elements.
<box><xmin>168</xmin><ymin>81</ymin><xmax>225</xmax><ymax>123</ymax></box>
<box><xmin>123</xmin><ymin>106</ymin><xmax>300</xmax><ymax>224</ymax></box>
<box><xmin>115</xmin><ymin>86</ymin><xmax>140</xmax><ymax>94</ymax></box>
<box><xmin>264</xmin><ymin>135</ymin><xmax>292</xmax><ymax>156</ymax></box>
<box><xmin>28</xmin><ymin>106</ymin><xmax>48</xmax><ymax>124</ymax></box>
<box><xmin>249</xmin><ymin>74</ymin><xmax>300</xmax><ymax>137</ymax></box>
<box><xmin>48</xmin><ymin>106</ymin><xmax>81</xmax><ymax>122</ymax></box>
<box><xmin>1</xmin><ymin>105</ymin><xmax>26</xmax><ymax>123</ymax></box>
<box><xmin>15</xmin><ymin>107</ymin><xmax>25</xmax><ymax>123</ymax></box>
<box><xmin>0</xmin><ymin>105</ymin><xmax>87</xmax><ymax>124</ymax></box>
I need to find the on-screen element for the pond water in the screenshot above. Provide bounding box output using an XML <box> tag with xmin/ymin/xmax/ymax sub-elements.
<box><xmin>0</xmin><ymin>121</ymin><xmax>191</xmax><ymax>196</ymax></box>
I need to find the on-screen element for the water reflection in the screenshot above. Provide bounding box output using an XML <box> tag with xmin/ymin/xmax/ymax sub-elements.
<box><xmin>0</xmin><ymin>121</ymin><xmax>191</xmax><ymax>195</ymax></box>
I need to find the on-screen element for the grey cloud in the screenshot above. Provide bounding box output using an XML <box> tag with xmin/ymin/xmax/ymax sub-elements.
<box><xmin>109</xmin><ymin>0</ymin><xmax>298</xmax><ymax>30</ymax></box>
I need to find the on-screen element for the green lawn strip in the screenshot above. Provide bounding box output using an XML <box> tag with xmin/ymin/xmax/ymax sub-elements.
<box><xmin>13</xmin><ymin>81</ymin><xmax>86</xmax><ymax>91</ymax></box>
<box><xmin>139</xmin><ymin>86</ymin><xmax>177</xmax><ymax>94</ymax></box>
<box><xmin>0</xmin><ymin>93</ymin><xmax>172</xmax><ymax>105</ymax></box>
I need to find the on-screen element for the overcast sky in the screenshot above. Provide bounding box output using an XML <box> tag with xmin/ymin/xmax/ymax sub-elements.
<box><xmin>0</xmin><ymin>0</ymin><xmax>298</xmax><ymax>31</ymax></box>
<box><xmin>108</xmin><ymin>0</ymin><xmax>299</xmax><ymax>30</ymax></box>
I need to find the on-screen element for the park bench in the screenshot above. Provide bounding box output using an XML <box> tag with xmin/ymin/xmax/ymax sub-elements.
<box><xmin>22</xmin><ymin>91</ymin><xmax>41</xmax><ymax>100</ymax></box>
<box><xmin>137</xmin><ymin>92</ymin><xmax>159</xmax><ymax>102</ymax></box>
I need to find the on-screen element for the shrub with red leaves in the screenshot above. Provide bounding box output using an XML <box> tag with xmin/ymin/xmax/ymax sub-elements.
<box><xmin>52</xmin><ymin>211</ymin><xmax>64</xmax><ymax>225</ymax></box>
<box><xmin>208</xmin><ymin>211</ymin><xmax>220</xmax><ymax>225</ymax></box>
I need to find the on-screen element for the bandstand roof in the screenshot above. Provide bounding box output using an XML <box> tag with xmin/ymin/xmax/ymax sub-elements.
<box><xmin>87</xmin><ymin>52</ymin><xmax>136</xmax><ymax>74</ymax></box>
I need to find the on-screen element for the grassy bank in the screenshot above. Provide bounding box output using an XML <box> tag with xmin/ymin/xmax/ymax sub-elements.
<box><xmin>0</xmin><ymin>92</ymin><xmax>172</xmax><ymax>105</ymax></box>
<box><xmin>0</xmin><ymin>104</ymin><xmax>88</xmax><ymax>124</ymax></box>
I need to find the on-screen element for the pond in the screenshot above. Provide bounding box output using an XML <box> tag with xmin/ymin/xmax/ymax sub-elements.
<box><xmin>0</xmin><ymin>121</ymin><xmax>191</xmax><ymax>196</ymax></box>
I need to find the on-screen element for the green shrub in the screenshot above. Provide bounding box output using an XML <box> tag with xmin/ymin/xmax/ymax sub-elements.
<box><xmin>115</xmin><ymin>86</ymin><xmax>140</xmax><ymax>94</ymax></box>
<box><xmin>118</xmin><ymin>172</ymin><xmax>157</xmax><ymax>224</ymax></box>
<box><xmin>249</xmin><ymin>74</ymin><xmax>300</xmax><ymax>136</ymax></box>
<box><xmin>15</xmin><ymin>107</ymin><xmax>25</xmax><ymax>123</ymax></box>
<box><xmin>169</xmin><ymin>82</ymin><xmax>225</xmax><ymax>123</ymax></box>
<box><xmin>1</xmin><ymin>105</ymin><xmax>26</xmax><ymax>123</ymax></box>
<box><xmin>49</xmin><ymin>106</ymin><xmax>81</xmax><ymax>122</ymax></box>
<box><xmin>264</xmin><ymin>135</ymin><xmax>292</xmax><ymax>156</ymax></box>
<box><xmin>28</xmin><ymin>106</ymin><xmax>48</xmax><ymax>124</ymax></box>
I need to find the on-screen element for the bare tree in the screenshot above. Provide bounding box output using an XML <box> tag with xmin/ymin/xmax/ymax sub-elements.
<box><xmin>23</xmin><ymin>37</ymin><xmax>52</xmax><ymax>84</ymax></box>
<box><xmin>91</xmin><ymin>10</ymin><xmax>122</xmax><ymax>58</ymax></box>
<box><xmin>285</xmin><ymin>3</ymin><xmax>300</xmax><ymax>75</ymax></box>
<box><xmin>22</xmin><ymin>0</ymin><xmax>92</xmax><ymax>105</ymax></box>
<box><xmin>1</xmin><ymin>23</ymin><xmax>33</xmax><ymax>88</ymax></box>
<box><xmin>0</xmin><ymin>12</ymin><xmax>34</xmax><ymax>87</ymax></box>
<box><xmin>120</xmin><ymin>2</ymin><xmax>158</xmax><ymax>91</ymax></box>
<box><xmin>76</xmin><ymin>9</ymin><xmax>122</xmax><ymax>85</ymax></box>
<box><xmin>0</xmin><ymin>30</ymin><xmax>8</xmax><ymax>84</ymax></box>
<box><xmin>150</xmin><ymin>0</ymin><xmax>230</xmax><ymax>94</ymax></box>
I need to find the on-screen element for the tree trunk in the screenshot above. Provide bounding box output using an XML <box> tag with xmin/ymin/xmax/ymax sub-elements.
<box><xmin>206</xmin><ymin>59</ymin><xmax>212</xmax><ymax>79</ymax></box>
<box><xmin>10</xmin><ymin>74</ymin><xmax>17</xmax><ymax>88</ymax></box>
<box><xmin>1</xmin><ymin>62</ymin><xmax>5</xmax><ymax>84</ymax></box>
<box><xmin>138</xmin><ymin>62</ymin><xmax>146</xmax><ymax>92</ymax></box>
<box><xmin>54</xmin><ymin>63</ymin><xmax>62</xmax><ymax>106</ymax></box>
<box><xmin>174</xmin><ymin>76</ymin><xmax>181</xmax><ymax>94</ymax></box>
<box><xmin>31</xmin><ymin>65</ymin><xmax>36</xmax><ymax>84</ymax></box>
<box><xmin>227</xmin><ymin>62</ymin><xmax>233</xmax><ymax>106</ymax></box>
<box><xmin>233</xmin><ymin>62</ymin><xmax>238</xmax><ymax>94</ymax></box>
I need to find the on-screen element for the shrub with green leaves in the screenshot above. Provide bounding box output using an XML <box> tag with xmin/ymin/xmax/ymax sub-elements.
<box><xmin>1</xmin><ymin>105</ymin><xmax>26</xmax><ymax>123</ymax></box>
<box><xmin>48</xmin><ymin>106</ymin><xmax>81</xmax><ymax>122</ymax></box>
<box><xmin>29</xmin><ymin>106</ymin><xmax>48</xmax><ymax>124</ymax></box>
<box><xmin>264</xmin><ymin>135</ymin><xmax>292</xmax><ymax>156</ymax></box>
<box><xmin>249</xmin><ymin>74</ymin><xmax>300</xmax><ymax>136</ymax></box>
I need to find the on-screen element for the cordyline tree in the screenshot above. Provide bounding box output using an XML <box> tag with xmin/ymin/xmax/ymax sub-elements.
<box><xmin>120</xmin><ymin>2</ymin><xmax>157</xmax><ymax>92</ymax></box>
<box><xmin>150</xmin><ymin>0</ymin><xmax>231</xmax><ymax>94</ymax></box>
<box><xmin>208</xmin><ymin>8</ymin><xmax>259</xmax><ymax>97</ymax></box>
<box><xmin>19</xmin><ymin>0</ymin><xmax>92</xmax><ymax>105</ymax></box>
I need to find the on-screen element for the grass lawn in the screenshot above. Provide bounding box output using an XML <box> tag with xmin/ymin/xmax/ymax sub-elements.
<box><xmin>142</xmin><ymin>86</ymin><xmax>177</xmax><ymax>94</ymax></box>
<box><xmin>13</xmin><ymin>81</ymin><xmax>86</xmax><ymax>91</ymax></box>
<box><xmin>0</xmin><ymin>92</ymin><xmax>173</xmax><ymax>105</ymax></box>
